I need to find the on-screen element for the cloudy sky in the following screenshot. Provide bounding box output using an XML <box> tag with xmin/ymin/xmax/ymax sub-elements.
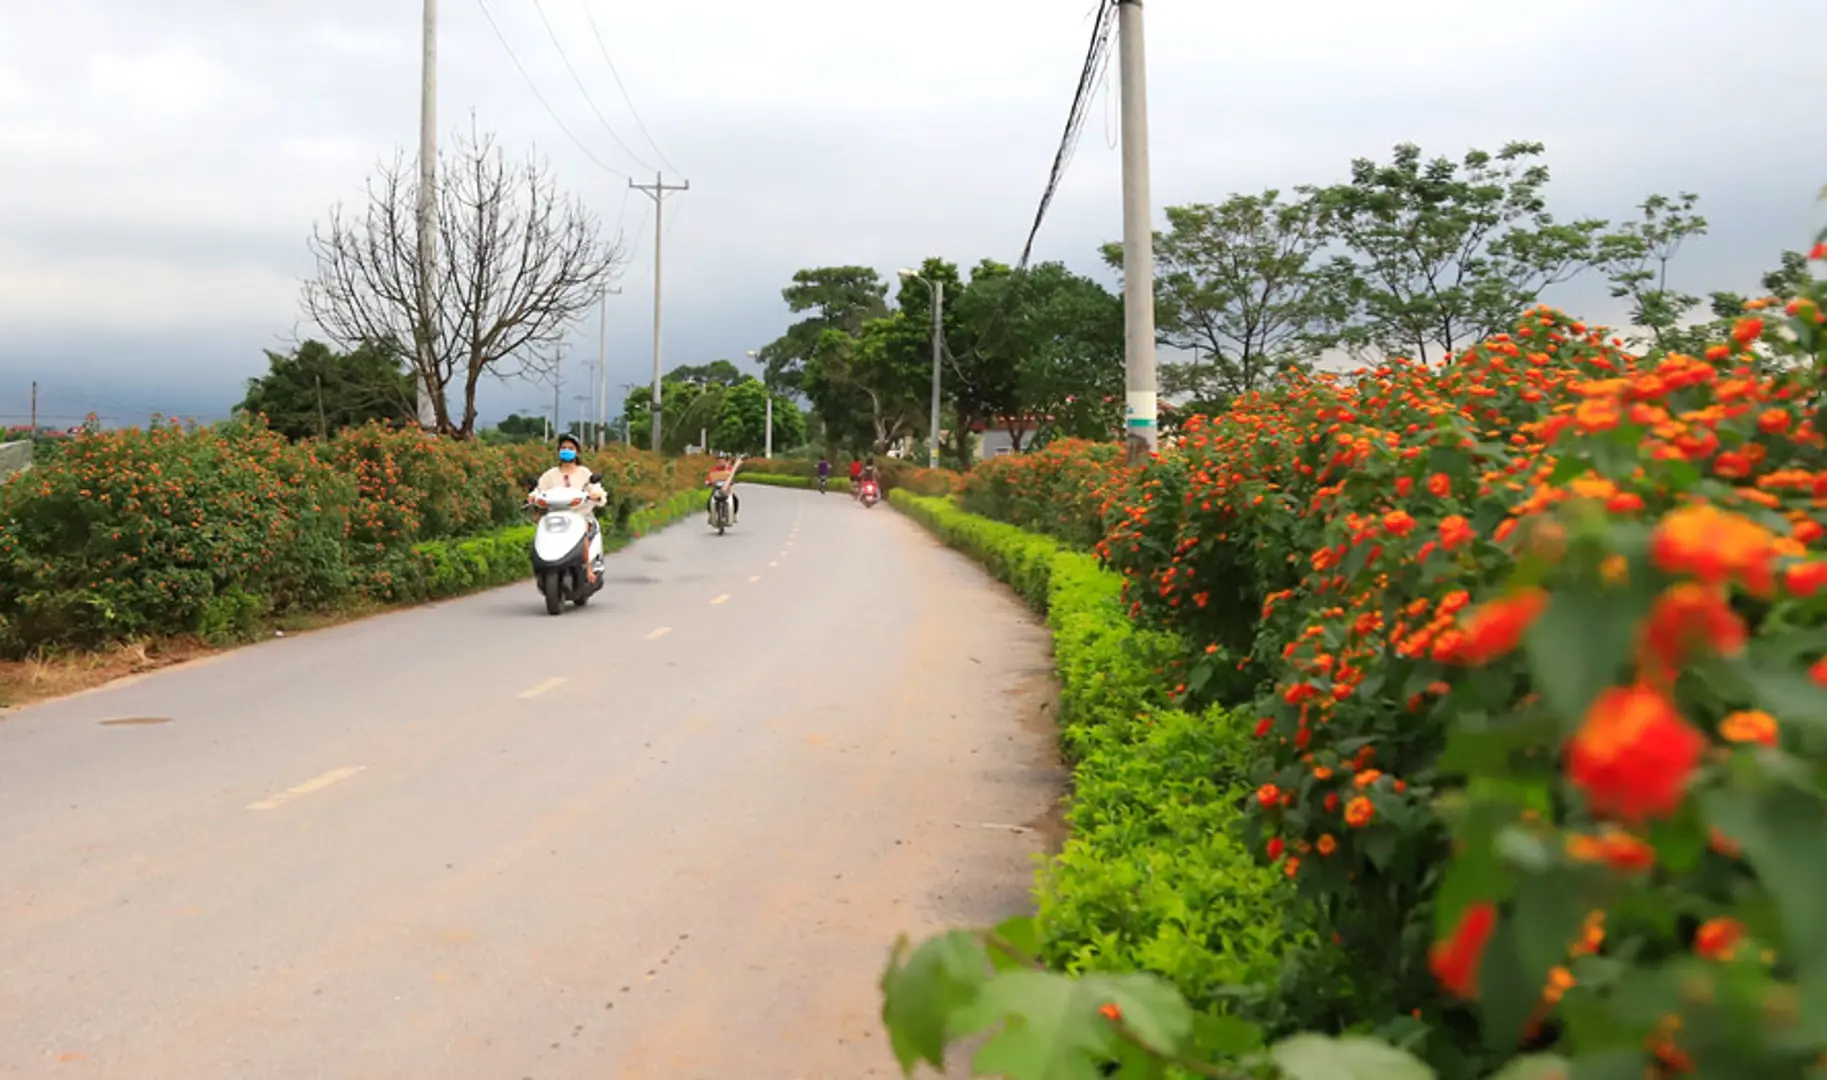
<box><xmin>2</xmin><ymin>0</ymin><xmax>1823</xmax><ymax>430</ymax></box>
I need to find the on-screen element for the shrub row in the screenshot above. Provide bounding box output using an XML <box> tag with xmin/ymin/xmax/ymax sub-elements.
<box><xmin>889</xmin><ymin>490</ymin><xmax>1293</xmax><ymax>1016</ymax></box>
<box><xmin>0</xmin><ymin>420</ymin><xmax>700</xmax><ymax>656</ymax></box>
<box><xmin>899</xmin><ymin>238</ymin><xmax>1827</xmax><ymax>1077</ymax></box>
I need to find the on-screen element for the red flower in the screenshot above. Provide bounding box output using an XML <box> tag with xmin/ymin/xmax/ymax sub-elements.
<box><xmin>1430</xmin><ymin>903</ymin><xmax>1498</xmax><ymax>999</ymax></box>
<box><xmin>1693</xmin><ymin>917</ymin><xmax>1744</xmax><ymax>961</ymax></box>
<box><xmin>1449</xmin><ymin>588</ymin><xmax>1548</xmax><ymax>666</ymax></box>
<box><xmin>1566</xmin><ymin>684</ymin><xmax>1705</xmax><ymax>822</ymax></box>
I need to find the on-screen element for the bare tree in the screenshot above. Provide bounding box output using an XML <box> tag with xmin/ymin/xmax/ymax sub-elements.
<box><xmin>302</xmin><ymin>128</ymin><xmax>624</xmax><ymax>438</ymax></box>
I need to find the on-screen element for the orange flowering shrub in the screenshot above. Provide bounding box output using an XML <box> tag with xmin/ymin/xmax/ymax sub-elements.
<box><xmin>0</xmin><ymin>420</ymin><xmax>696</xmax><ymax>655</ymax></box>
<box><xmin>958</xmin><ymin>438</ymin><xmax>1138</xmax><ymax>550</ymax></box>
<box><xmin>945</xmin><ymin>234</ymin><xmax>1827</xmax><ymax>1074</ymax></box>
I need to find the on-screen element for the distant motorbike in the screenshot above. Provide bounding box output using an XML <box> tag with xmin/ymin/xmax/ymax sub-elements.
<box><xmin>859</xmin><ymin>478</ymin><xmax>880</xmax><ymax>508</ymax></box>
<box><xmin>528</xmin><ymin>474</ymin><xmax>606</xmax><ymax>616</ymax></box>
<box><xmin>709</xmin><ymin>482</ymin><xmax>735</xmax><ymax>535</ymax></box>
<box><xmin>817</xmin><ymin>474</ymin><xmax>829</xmax><ymax>494</ymax></box>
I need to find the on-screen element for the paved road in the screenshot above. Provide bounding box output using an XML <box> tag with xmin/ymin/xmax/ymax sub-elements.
<box><xmin>0</xmin><ymin>487</ymin><xmax>1063</xmax><ymax>1079</ymax></box>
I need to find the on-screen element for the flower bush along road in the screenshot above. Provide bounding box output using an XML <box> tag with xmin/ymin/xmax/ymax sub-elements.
<box><xmin>0</xmin><ymin>421</ymin><xmax>700</xmax><ymax>658</ymax></box>
<box><xmin>883</xmin><ymin>234</ymin><xmax>1827</xmax><ymax>1078</ymax></box>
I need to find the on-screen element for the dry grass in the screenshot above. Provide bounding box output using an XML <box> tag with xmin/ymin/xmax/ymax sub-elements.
<box><xmin>0</xmin><ymin>600</ymin><xmax>396</xmax><ymax>713</ymax></box>
<box><xmin>0</xmin><ymin>640</ymin><xmax>217</xmax><ymax>712</ymax></box>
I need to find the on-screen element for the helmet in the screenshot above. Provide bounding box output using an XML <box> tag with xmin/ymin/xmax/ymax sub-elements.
<box><xmin>556</xmin><ymin>432</ymin><xmax>581</xmax><ymax>451</ymax></box>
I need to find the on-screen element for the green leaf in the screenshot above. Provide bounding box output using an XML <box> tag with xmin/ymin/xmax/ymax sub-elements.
<box><xmin>1194</xmin><ymin>1011</ymin><xmax>1266</xmax><ymax>1057</ymax></box>
<box><xmin>1269</xmin><ymin>1033</ymin><xmax>1436</xmax><ymax>1080</ymax></box>
<box><xmin>1524</xmin><ymin>586</ymin><xmax>1636</xmax><ymax>733</ymax></box>
<box><xmin>959</xmin><ymin>970</ymin><xmax>1193</xmax><ymax>1080</ymax></box>
<box><xmin>1435</xmin><ymin>799</ymin><xmax>1516</xmax><ymax>936</ymax></box>
<box><xmin>1477</xmin><ymin>921</ymin><xmax>1537</xmax><ymax>1050</ymax></box>
<box><xmin>1488</xmin><ymin>1055</ymin><xmax>1572</xmax><ymax>1080</ymax></box>
<box><xmin>880</xmin><ymin>930</ymin><xmax>991</xmax><ymax>1071</ymax></box>
<box><xmin>1510</xmin><ymin>867</ymin><xmax>1592</xmax><ymax>1000</ymax></box>
<box><xmin>1701</xmin><ymin>786</ymin><xmax>1827</xmax><ymax>1035</ymax></box>
<box><xmin>1568</xmin><ymin>1049</ymin><xmax>1651</xmax><ymax>1080</ymax></box>
<box><xmin>1439</xmin><ymin>713</ymin><xmax>1557</xmax><ymax>777</ymax></box>
<box><xmin>991</xmin><ymin>915</ymin><xmax>1044</xmax><ymax>970</ymax></box>
<box><xmin>1731</xmin><ymin>660</ymin><xmax>1827</xmax><ymax>738</ymax></box>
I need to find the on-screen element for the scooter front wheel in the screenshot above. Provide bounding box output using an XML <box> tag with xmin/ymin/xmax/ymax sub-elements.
<box><xmin>541</xmin><ymin>571</ymin><xmax>565</xmax><ymax>616</ymax></box>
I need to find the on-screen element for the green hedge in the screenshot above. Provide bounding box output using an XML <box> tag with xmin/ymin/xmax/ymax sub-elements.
<box><xmin>736</xmin><ymin>473</ymin><xmax>828</xmax><ymax>491</ymax></box>
<box><xmin>888</xmin><ymin>489</ymin><xmax>1297</xmax><ymax>1019</ymax></box>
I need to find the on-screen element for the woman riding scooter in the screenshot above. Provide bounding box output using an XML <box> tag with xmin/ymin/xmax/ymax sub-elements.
<box><xmin>530</xmin><ymin>433</ymin><xmax>607</xmax><ymax>585</ymax></box>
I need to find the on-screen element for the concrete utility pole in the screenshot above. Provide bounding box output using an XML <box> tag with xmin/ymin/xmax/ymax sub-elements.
<box><xmin>416</xmin><ymin>0</ymin><xmax>441</xmax><ymax>432</ymax></box>
<box><xmin>29</xmin><ymin>381</ymin><xmax>36</xmax><ymax>432</ymax></box>
<box><xmin>897</xmin><ymin>269</ymin><xmax>944</xmax><ymax>469</ymax></box>
<box><xmin>596</xmin><ymin>285</ymin><xmax>622</xmax><ymax>450</ymax></box>
<box><xmin>1116</xmin><ymin>0</ymin><xmax>1158</xmax><ymax>461</ymax></box>
<box><xmin>629</xmin><ymin>173</ymin><xmax>689</xmax><ymax>454</ymax></box>
<box><xmin>552</xmin><ymin>346</ymin><xmax>563</xmax><ymax>438</ymax></box>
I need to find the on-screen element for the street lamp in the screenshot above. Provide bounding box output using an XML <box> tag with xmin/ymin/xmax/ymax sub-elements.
<box><xmin>897</xmin><ymin>268</ymin><xmax>942</xmax><ymax>469</ymax></box>
<box><xmin>747</xmin><ymin>348</ymin><xmax>772</xmax><ymax>459</ymax></box>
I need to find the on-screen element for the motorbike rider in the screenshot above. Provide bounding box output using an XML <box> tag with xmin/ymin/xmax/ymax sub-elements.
<box><xmin>861</xmin><ymin>457</ymin><xmax>880</xmax><ymax>492</ymax></box>
<box><xmin>816</xmin><ymin>455</ymin><xmax>831</xmax><ymax>488</ymax></box>
<box><xmin>706</xmin><ymin>452</ymin><xmax>741</xmax><ymax>523</ymax></box>
<box><xmin>848</xmin><ymin>456</ymin><xmax>863</xmax><ymax>495</ymax></box>
<box><xmin>529</xmin><ymin>433</ymin><xmax>607</xmax><ymax>584</ymax></box>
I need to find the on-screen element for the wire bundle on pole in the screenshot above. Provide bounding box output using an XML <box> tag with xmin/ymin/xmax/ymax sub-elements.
<box><xmin>1018</xmin><ymin>0</ymin><xmax>1117</xmax><ymax>269</ymax></box>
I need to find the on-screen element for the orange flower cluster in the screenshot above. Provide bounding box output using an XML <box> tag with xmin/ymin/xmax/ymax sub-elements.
<box><xmin>988</xmin><ymin>254</ymin><xmax>1827</xmax><ymax>1069</ymax></box>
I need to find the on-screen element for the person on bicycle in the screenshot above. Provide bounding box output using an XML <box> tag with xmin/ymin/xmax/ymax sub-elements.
<box><xmin>815</xmin><ymin>456</ymin><xmax>831</xmax><ymax>491</ymax></box>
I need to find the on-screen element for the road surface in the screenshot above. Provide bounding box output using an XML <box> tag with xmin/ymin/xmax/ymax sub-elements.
<box><xmin>0</xmin><ymin>487</ymin><xmax>1064</xmax><ymax>1079</ymax></box>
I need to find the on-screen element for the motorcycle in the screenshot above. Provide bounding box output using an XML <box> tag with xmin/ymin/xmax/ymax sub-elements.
<box><xmin>817</xmin><ymin>474</ymin><xmax>829</xmax><ymax>494</ymax></box>
<box><xmin>528</xmin><ymin>474</ymin><xmax>606</xmax><ymax>616</ymax></box>
<box><xmin>709</xmin><ymin>481</ymin><xmax>735</xmax><ymax>535</ymax></box>
<box><xmin>860</xmin><ymin>478</ymin><xmax>880</xmax><ymax>508</ymax></box>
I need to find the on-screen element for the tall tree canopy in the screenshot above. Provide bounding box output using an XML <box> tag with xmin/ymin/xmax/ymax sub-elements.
<box><xmin>757</xmin><ymin>266</ymin><xmax>890</xmax><ymax>395</ymax></box>
<box><xmin>1103</xmin><ymin>192</ymin><xmax>1340</xmax><ymax>404</ymax></box>
<box><xmin>237</xmin><ymin>340</ymin><xmax>416</xmax><ymax>440</ymax></box>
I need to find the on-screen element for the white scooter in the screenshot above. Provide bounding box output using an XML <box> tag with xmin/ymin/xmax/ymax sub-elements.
<box><xmin>528</xmin><ymin>473</ymin><xmax>606</xmax><ymax>616</ymax></box>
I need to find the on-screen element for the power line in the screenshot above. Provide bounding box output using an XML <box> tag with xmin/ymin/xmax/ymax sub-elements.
<box><xmin>579</xmin><ymin>1</ymin><xmax>683</xmax><ymax>177</ymax></box>
<box><xmin>529</xmin><ymin>0</ymin><xmax>656</xmax><ymax>172</ymax></box>
<box><xmin>1018</xmin><ymin>0</ymin><xmax>1117</xmax><ymax>268</ymax></box>
<box><xmin>472</xmin><ymin>0</ymin><xmax>629</xmax><ymax>177</ymax></box>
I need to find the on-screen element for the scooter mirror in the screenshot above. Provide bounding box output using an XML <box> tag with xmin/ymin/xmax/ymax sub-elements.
<box><xmin>589</xmin><ymin>473</ymin><xmax>604</xmax><ymax>485</ymax></box>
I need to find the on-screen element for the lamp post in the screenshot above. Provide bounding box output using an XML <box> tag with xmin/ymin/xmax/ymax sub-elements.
<box><xmin>897</xmin><ymin>268</ymin><xmax>942</xmax><ymax>469</ymax></box>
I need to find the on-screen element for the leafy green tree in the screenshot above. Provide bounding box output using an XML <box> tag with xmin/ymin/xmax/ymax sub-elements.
<box><xmin>622</xmin><ymin>377</ymin><xmax>726</xmax><ymax>453</ymax></box>
<box><xmin>1102</xmin><ymin>191</ymin><xmax>1341</xmax><ymax>402</ymax></box>
<box><xmin>758</xmin><ymin>266</ymin><xmax>891</xmax><ymax>394</ymax></box>
<box><xmin>1596</xmin><ymin>192</ymin><xmax>1709</xmax><ymax>351</ymax></box>
<box><xmin>236</xmin><ymin>339</ymin><xmax>417</xmax><ymax>440</ymax></box>
<box><xmin>712</xmin><ymin>377</ymin><xmax>804</xmax><ymax>454</ymax></box>
<box><xmin>948</xmin><ymin>261</ymin><xmax>1122</xmax><ymax>453</ymax></box>
<box><xmin>492</xmin><ymin>413</ymin><xmax>549</xmax><ymax>441</ymax></box>
<box><xmin>1659</xmin><ymin>248</ymin><xmax>1814</xmax><ymax>361</ymax></box>
<box><xmin>804</xmin><ymin>320</ymin><xmax>926</xmax><ymax>454</ymax></box>
<box><xmin>1006</xmin><ymin>263</ymin><xmax>1124</xmax><ymax>447</ymax></box>
<box><xmin>668</xmin><ymin>359</ymin><xmax>744</xmax><ymax>387</ymax></box>
<box><xmin>1306</xmin><ymin>141</ymin><xmax>1609</xmax><ymax>361</ymax></box>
